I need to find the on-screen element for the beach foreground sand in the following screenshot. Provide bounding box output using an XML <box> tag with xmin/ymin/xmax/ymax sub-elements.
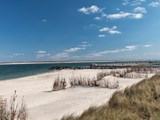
<box><xmin>0</xmin><ymin>69</ymin><xmax>154</xmax><ymax>120</ymax></box>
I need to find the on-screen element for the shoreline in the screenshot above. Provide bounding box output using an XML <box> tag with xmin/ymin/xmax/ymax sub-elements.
<box><xmin>0</xmin><ymin>69</ymin><xmax>154</xmax><ymax>120</ymax></box>
<box><xmin>0</xmin><ymin>70</ymin><xmax>54</xmax><ymax>81</ymax></box>
<box><xmin>0</xmin><ymin>61</ymin><xmax>157</xmax><ymax>81</ymax></box>
<box><xmin>0</xmin><ymin>60</ymin><xmax>155</xmax><ymax>65</ymax></box>
<box><xmin>0</xmin><ymin>60</ymin><xmax>116</xmax><ymax>65</ymax></box>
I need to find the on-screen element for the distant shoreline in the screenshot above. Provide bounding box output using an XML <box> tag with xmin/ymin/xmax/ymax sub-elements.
<box><xmin>0</xmin><ymin>61</ymin><xmax>157</xmax><ymax>81</ymax></box>
<box><xmin>0</xmin><ymin>60</ymin><xmax>156</xmax><ymax>65</ymax></box>
<box><xmin>0</xmin><ymin>60</ymin><xmax>117</xmax><ymax>65</ymax></box>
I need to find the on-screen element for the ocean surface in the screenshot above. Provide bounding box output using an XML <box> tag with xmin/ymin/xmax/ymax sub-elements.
<box><xmin>0</xmin><ymin>61</ymin><xmax>158</xmax><ymax>80</ymax></box>
<box><xmin>0</xmin><ymin>62</ymin><xmax>109</xmax><ymax>80</ymax></box>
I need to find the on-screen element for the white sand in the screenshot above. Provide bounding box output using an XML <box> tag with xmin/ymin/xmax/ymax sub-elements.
<box><xmin>0</xmin><ymin>69</ymin><xmax>154</xmax><ymax>120</ymax></box>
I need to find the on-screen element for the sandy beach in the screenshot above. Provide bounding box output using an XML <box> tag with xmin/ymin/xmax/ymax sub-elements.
<box><xmin>0</xmin><ymin>69</ymin><xmax>154</xmax><ymax>120</ymax></box>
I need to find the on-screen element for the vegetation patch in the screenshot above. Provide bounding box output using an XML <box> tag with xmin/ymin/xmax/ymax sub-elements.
<box><xmin>61</xmin><ymin>75</ymin><xmax>160</xmax><ymax>120</ymax></box>
<box><xmin>0</xmin><ymin>91</ymin><xmax>28</xmax><ymax>120</ymax></box>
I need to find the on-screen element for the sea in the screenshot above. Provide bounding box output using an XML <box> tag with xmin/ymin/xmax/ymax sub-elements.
<box><xmin>0</xmin><ymin>61</ymin><xmax>159</xmax><ymax>80</ymax></box>
<box><xmin>0</xmin><ymin>62</ymin><xmax>104</xmax><ymax>80</ymax></box>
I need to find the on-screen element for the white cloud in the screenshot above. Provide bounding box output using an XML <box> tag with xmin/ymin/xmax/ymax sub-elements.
<box><xmin>144</xmin><ymin>44</ymin><xmax>153</xmax><ymax>47</ymax></box>
<box><xmin>36</xmin><ymin>51</ymin><xmax>46</xmax><ymax>54</ymax></box>
<box><xmin>65</xmin><ymin>42</ymin><xmax>91</xmax><ymax>53</ymax></box>
<box><xmin>107</xmin><ymin>12</ymin><xmax>131</xmax><ymax>19</ymax></box>
<box><xmin>137</xmin><ymin>0</ymin><xmax>146</xmax><ymax>2</ymax></box>
<box><xmin>35</xmin><ymin>51</ymin><xmax>50</xmax><ymax>59</ymax></box>
<box><xmin>107</xmin><ymin>11</ymin><xmax>144</xmax><ymax>19</ymax></box>
<box><xmin>109</xmin><ymin>30</ymin><xmax>121</xmax><ymax>34</ymax></box>
<box><xmin>99</xmin><ymin>26</ymin><xmax>121</xmax><ymax>34</ymax></box>
<box><xmin>131</xmin><ymin>13</ymin><xmax>144</xmax><ymax>19</ymax></box>
<box><xmin>52</xmin><ymin>45</ymin><xmax>90</xmax><ymax>60</ymax></box>
<box><xmin>64</xmin><ymin>47</ymin><xmax>85</xmax><ymax>53</ymax></box>
<box><xmin>56</xmin><ymin>53</ymin><xmax>69</xmax><ymax>58</ymax></box>
<box><xmin>122</xmin><ymin>0</ymin><xmax>130</xmax><ymax>5</ymax></box>
<box><xmin>89</xmin><ymin>5</ymin><xmax>100</xmax><ymax>13</ymax></box>
<box><xmin>90</xmin><ymin>45</ymin><xmax>137</xmax><ymax>57</ymax></box>
<box><xmin>79</xmin><ymin>43</ymin><xmax>91</xmax><ymax>48</ymax></box>
<box><xmin>50</xmin><ymin>42</ymin><xmax>91</xmax><ymax>60</ymax></box>
<box><xmin>123</xmin><ymin>0</ymin><xmax>146</xmax><ymax>6</ymax></box>
<box><xmin>125</xmin><ymin>45</ymin><xmax>137</xmax><ymax>50</ymax></box>
<box><xmin>78</xmin><ymin>5</ymin><xmax>101</xmax><ymax>14</ymax></box>
<box><xmin>149</xmin><ymin>2</ymin><xmax>160</xmax><ymax>7</ymax></box>
<box><xmin>134</xmin><ymin>7</ymin><xmax>147</xmax><ymax>13</ymax></box>
<box><xmin>50</xmin><ymin>51</ymin><xmax>73</xmax><ymax>60</ymax></box>
<box><xmin>78</xmin><ymin>7</ymin><xmax>89</xmax><ymax>14</ymax></box>
<box><xmin>79</xmin><ymin>45</ymin><xmax>87</xmax><ymax>48</ymax></box>
<box><xmin>94</xmin><ymin>17</ymin><xmax>101</xmax><ymax>21</ymax></box>
<box><xmin>36</xmin><ymin>54</ymin><xmax>48</xmax><ymax>58</ymax></box>
<box><xmin>98</xmin><ymin>35</ymin><xmax>106</xmax><ymax>38</ymax></box>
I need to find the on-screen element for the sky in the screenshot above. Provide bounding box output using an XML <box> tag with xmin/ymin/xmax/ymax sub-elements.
<box><xmin>0</xmin><ymin>0</ymin><xmax>160</xmax><ymax>62</ymax></box>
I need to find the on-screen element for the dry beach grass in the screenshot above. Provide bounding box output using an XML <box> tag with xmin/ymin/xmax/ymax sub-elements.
<box><xmin>62</xmin><ymin>75</ymin><xmax>160</xmax><ymax>120</ymax></box>
<box><xmin>0</xmin><ymin>69</ymin><xmax>156</xmax><ymax>120</ymax></box>
<box><xmin>52</xmin><ymin>67</ymin><xmax>153</xmax><ymax>91</ymax></box>
<box><xmin>0</xmin><ymin>91</ymin><xmax>28</xmax><ymax>120</ymax></box>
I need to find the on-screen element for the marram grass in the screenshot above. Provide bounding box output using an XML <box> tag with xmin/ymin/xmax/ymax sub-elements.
<box><xmin>61</xmin><ymin>75</ymin><xmax>160</xmax><ymax>120</ymax></box>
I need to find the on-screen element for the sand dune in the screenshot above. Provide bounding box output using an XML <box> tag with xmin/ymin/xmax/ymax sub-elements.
<box><xmin>0</xmin><ymin>69</ymin><xmax>154</xmax><ymax>120</ymax></box>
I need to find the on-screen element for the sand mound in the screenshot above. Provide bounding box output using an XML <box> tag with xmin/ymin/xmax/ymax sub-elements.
<box><xmin>96</xmin><ymin>76</ymin><xmax>119</xmax><ymax>89</ymax></box>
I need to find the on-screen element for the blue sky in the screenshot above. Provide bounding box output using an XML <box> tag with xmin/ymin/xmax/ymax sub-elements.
<box><xmin>0</xmin><ymin>0</ymin><xmax>160</xmax><ymax>62</ymax></box>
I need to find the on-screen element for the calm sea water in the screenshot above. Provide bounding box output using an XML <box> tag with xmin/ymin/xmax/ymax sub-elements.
<box><xmin>0</xmin><ymin>63</ymin><xmax>85</xmax><ymax>80</ymax></box>
<box><xmin>0</xmin><ymin>61</ymin><xmax>158</xmax><ymax>80</ymax></box>
<box><xmin>0</xmin><ymin>62</ymin><xmax>110</xmax><ymax>80</ymax></box>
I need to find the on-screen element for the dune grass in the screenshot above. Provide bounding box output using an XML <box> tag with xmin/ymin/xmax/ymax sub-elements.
<box><xmin>69</xmin><ymin>76</ymin><xmax>97</xmax><ymax>87</ymax></box>
<box><xmin>52</xmin><ymin>77</ymin><xmax>67</xmax><ymax>91</ymax></box>
<box><xmin>61</xmin><ymin>75</ymin><xmax>160</xmax><ymax>120</ymax></box>
<box><xmin>0</xmin><ymin>91</ymin><xmax>28</xmax><ymax>120</ymax></box>
<box><xmin>52</xmin><ymin>76</ymin><xmax>97</xmax><ymax>91</ymax></box>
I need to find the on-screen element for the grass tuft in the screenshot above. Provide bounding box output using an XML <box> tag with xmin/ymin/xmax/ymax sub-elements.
<box><xmin>0</xmin><ymin>91</ymin><xmax>28</xmax><ymax>120</ymax></box>
<box><xmin>52</xmin><ymin>77</ymin><xmax>67</xmax><ymax>91</ymax></box>
<box><xmin>61</xmin><ymin>75</ymin><xmax>160</xmax><ymax>120</ymax></box>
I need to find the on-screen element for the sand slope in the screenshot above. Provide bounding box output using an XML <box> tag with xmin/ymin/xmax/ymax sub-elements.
<box><xmin>0</xmin><ymin>69</ymin><xmax>153</xmax><ymax>120</ymax></box>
